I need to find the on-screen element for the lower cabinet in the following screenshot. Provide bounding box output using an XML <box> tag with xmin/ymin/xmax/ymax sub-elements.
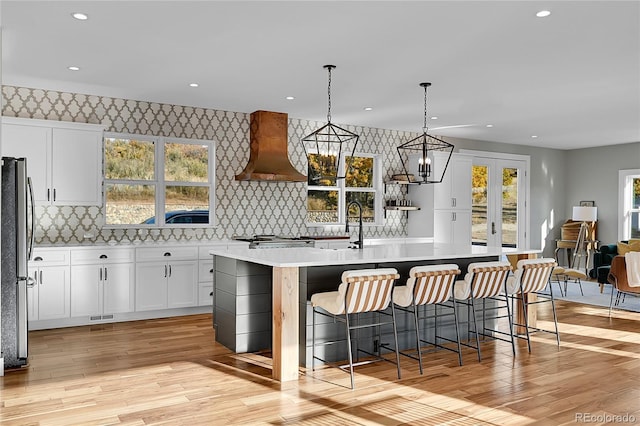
<box><xmin>433</xmin><ymin>209</ymin><xmax>472</xmax><ymax>245</ymax></box>
<box><xmin>135</xmin><ymin>260</ymin><xmax>198</xmax><ymax>311</ymax></box>
<box><xmin>70</xmin><ymin>263</ymin><xmax>134</xmax><ymax>317</ymax></box>
<box><xmin>28</xmin><ymin>265</ymin><xmax>71</xmax><ymax>321</ymax></box>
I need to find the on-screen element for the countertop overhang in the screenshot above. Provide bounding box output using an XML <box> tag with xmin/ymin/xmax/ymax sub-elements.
<box><xmin>208</xmin><ymin>242</ymin><xmax>522</xmax><ymax>268</ymax></box>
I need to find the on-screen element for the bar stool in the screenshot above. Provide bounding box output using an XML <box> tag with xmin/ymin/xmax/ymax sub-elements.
<box><xmin>453</xmin><ymin>261</ymin><xmax>515</xmax><ymax>361</ymax></box>
<box><xmin>310</xmin><ymin>268</ymin><xmax>401</xmax><ymax>389</ymax></box>
<box><xmin>506</xmin><ymin>258</ymin><xmax>560</xmax><ymax>351</ymax></box>
<box><xmin>392</xmin><ymin>264</ymin><xmax>462</xmax><ymax>374</ymax></box>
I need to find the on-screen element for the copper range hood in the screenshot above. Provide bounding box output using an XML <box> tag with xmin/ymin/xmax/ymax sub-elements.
<box><xmin>235</xmin><ymin>110</ymin><xmax>306</xmax><ymax>182</ymax></box>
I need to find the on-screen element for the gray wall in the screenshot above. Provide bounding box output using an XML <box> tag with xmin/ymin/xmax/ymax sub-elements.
<box><xmin>565</xmin><ymin>142</ymin><xmax>640</xmax><ymax>244</ymax></box>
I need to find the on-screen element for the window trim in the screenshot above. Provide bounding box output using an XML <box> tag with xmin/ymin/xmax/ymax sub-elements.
<box><xmin>306</xmin><ymin>152</ymin><xmax>382</xmax><ymax>227</ymax></box>
<box><xmin>618</xmin><ymin>168</ymin><xmax>640</xmax><ymax>239</ymax></box>
<box><xmin>103</xmin><ymin>132</ymin><xmax>216</xmax><ymax>228</ymax></box>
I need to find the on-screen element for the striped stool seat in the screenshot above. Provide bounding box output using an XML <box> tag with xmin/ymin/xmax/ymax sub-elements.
<box><xmin>311</xmin><ymin>268</ymin><xmax>401</xmax><ymax>389</ymax></box>
<box><xmin>453</xmin><ymin>261</ymin><xmax>515</xmax><ymax>361</ymax></box>
<box><xmin>506</xmin><ymin>258</ymin><xmax>560</xmax><ymax>351</ymax></box>
<box><xmin>393</xmin><ymin>264</ymin><xmax>462</xmax><ymax>374</ymax></box>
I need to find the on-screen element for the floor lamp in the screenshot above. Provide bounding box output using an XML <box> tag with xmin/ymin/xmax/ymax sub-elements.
<box><xmin>571</xmin><ymin>206</ymin><xmax>597</xmax><ymax>272</ymax></box>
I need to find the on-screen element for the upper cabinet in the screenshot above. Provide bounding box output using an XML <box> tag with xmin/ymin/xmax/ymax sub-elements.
<box><xmin>1</xmin><ymin>117</ymin><xmax>104</xmax><ymax>205</ymax></box>
<box><xmin>433</xmin><ymin>153</ymin><xmax>472</xmax><ymax>211</ymax></box>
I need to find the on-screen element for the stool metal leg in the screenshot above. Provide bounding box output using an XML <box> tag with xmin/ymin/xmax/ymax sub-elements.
<box><xmin>411</xmin><ymin>302</ymin><xmax>423</xmax><ymax>374</ymax></box>
<box><xmin>452</xmin><ymin>298</ymin><xmax>463</xmax><ymax>366</ymax></box>
<box><xmin>344</xmin><ymin>311</ymin><xmax>355</xmax><ymax>389</ymax></box>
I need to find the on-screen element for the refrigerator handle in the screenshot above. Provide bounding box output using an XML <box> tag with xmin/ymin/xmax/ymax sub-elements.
<box><xmin>27</xmin><ymin>177</ymin><xmax>35</xmax><ymax>261</ymax></box>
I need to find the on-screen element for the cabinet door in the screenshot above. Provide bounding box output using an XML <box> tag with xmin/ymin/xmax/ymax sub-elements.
<box><xmin>37</xmin><ymin>266</ymin><xmax>70</xmax><ymax>320</ymax></box>
<box><xmin>450</xmin><ymin>156</ymin><xmax>472</xmax><ymax>210</ymax></box>
<box><xmin>51</xmin><ymin>128</ymin><xmax>102</xmax><ymax>205</ymax></box>
<box><xmin>70</xmin><ymin>265</ymin><xmax>101</xmax><ymax>317</ymax></box>
<box><xmin>198</xmin><ymin>284</ymin><xmax>214</xmax><ymax>306</ymax></box>
<box><xmin>167</xmin><ymin>261</ymin><xmax>197</xmax><ymax>308</ymax></box>
<box><xmin>135</xmin><ymin>262</ymin><xmax>168</xmax><ymax>311</ymax></box>
<box><xmin>104</xmin><ymin>263</ymin><xmax>134</xmax><ymax>314</ymax></box>
<box><xmin>451</xmin><ymin>210</ymin><xmax>472</xmax><ymax>245</ymax></box>
<box><xmin>433</xmin><ymin>210</ymin><xmax>454</xmax><ymax>244</ymax></box>
<box><xmin>2</xmin><ymin>123</ymin><xmax>51</xmax><ymax>203</ymax></box>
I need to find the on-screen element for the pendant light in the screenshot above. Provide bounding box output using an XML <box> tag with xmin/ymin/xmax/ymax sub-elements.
<box><xmin>301</xmin><ymin>65</ymin><xmax>359</xmax><ymax>185</ymax></box>
<box><xmin>397</xmin><ymin>82</ymin><xmax>454</xmax><ymax>184</ymax></box>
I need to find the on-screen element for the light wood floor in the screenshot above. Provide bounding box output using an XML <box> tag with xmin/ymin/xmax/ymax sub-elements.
<box><xmin>2</xmin><ymin>301</ymin><xmax>640</xmax><ymax>425</ymax></box>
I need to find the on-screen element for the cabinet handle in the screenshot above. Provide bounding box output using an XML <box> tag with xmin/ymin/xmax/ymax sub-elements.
<box><xmin>492</xmin><ymin>222</ymin><xmax>496</xmax><ymax>235</ymax></box>
<box><xmin>99</xmin><ymin>254</ymin><xmax>108</xmax><ymax>259</ymax></box>
<box><xmin>169</xmin><ymin>265</ymin><xmax>172</xmax><ymax>277</ymax></box>
<box><xmin>104</xmin><ymin>267</ymin><xmax>108</xmax><ymax>281</ymax></box>
<box><xmin>47</xmin><ymin>188</ymin><xmax>50</xmax><ymax>201</ymax></box>
<box><xmin>40</xmin><ymin>270</ymin><xmax>43</xmax><ymax>285</ymax></box>
<box><xmin>99</xmin><ymin>268</ymin><xmax>102</xmax><ymax>281</ymax></box>
<box><xmin>33</xmin><ymin>271</ymin><xmax>38</xmax><ymax>285</ymax></box>
<box><xmin>209</xmin><ymin>268</ymin><xmax>214</xmax><ymax>274</ymax></box>
<box><xmin>34</xmin><ymin>256</ymin><xmax>43</xmax><ymax>261</ymax></box>
<box><xmin>163</xmin><ymin>252</ymin><xmax>171</xmax><ymax>257</ymax></box>
<box><xmin>164</xmin><ymin>265</ymin><xmax>167</xmax><ymax>278</ymax></box>
<box><xmin>53</xmin><ymin>188</ymin><xmax>56</xmax><ymax>202</ymax></box>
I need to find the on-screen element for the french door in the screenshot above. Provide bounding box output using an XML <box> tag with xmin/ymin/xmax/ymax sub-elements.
<box><xmin>469</xmin><ymin>155</ymin><xmax>528</xmax><ymax>248</ymax></box>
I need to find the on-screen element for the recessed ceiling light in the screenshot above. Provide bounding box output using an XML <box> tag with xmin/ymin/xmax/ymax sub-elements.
<box><xmin>68</xmin><ymin>66</ymin><xmax>80</xmax><ymax>71</ymax></box>
<box><xmin>536</xmin><ymin>10</ymin><xmax>551</xmax><ymax>18</ymax></box>
<box><xmin>285</xmin><ymin>96</ymin><xmax>295</xmax><ymax>100</ymax></box>
<box><xmin>486</xmin><ymin>124</ymin><xmax>493</xmax><ymax>128</ymax></box>
<box><xmin>531</xmin><ymin>135</ymin><xmax>538</xmax><ymax>138</ymax></box>
<box><xmin>430</xmin><ymin>116</ymin><xmax>438</xmax><ymax>120</ymax></box>
<box><xmin>364</xmin><ymin>107</ymin><xmax>373</xmax><ymax>111</ymax></box>
<box><xmin>72</xmin><ymin>12</ymin><xmax>88</xmax><ymax>20</ymax></box>
<box><xmin>189</xmin><ymin>83</ymin><xmax>199</xmax><ymax>87</ymax></box>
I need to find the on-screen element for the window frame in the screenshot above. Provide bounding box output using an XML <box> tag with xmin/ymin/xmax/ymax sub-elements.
<box><xmin>102</xmin><ymin>132</ymin><xmax>216</xmax><ymax>228</ymax></box>
<box><xmin>306</xmin><ymin>152</ymin><xmax>382</xmax><ymax>226</ymax></box>
<box><xmin>618</xmin><ymin>168</ymin><xmax>640</xmax><ymax>239</ymax></box>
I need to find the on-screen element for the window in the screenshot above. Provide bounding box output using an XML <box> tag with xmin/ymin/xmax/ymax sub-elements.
<box><xmin>104</xmin><ymin>133</ymin><xmax>214</xmax><ymax>226</ymax></box>
<box><xmin>619</xmin><ymin>169</ymin><xmax>640</xmax><ymax>239</ymax></box>
<box><xmin>306</xmin><ymin>153</ymin><xmax>379</xmax><ymax>224</ymax></box>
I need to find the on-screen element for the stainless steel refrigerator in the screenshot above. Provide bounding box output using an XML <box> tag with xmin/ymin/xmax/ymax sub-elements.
<box><xmin>1</xmin><ymin>157</ymin><xmax>35</xmax><ymax>370</ymax></box>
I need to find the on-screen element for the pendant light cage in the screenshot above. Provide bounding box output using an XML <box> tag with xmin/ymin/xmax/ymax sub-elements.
<box><xmin>397</xmin><ymin>82</ymin><xmax>454</xmax><ymax>184</ymax></box>
<box><xmin>302</xmin><ymin>65</ymin><xmax>360</xmax><ymax>185</ymax></box>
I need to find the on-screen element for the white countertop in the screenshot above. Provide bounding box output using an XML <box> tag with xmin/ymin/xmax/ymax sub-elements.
<box><xmin>209</xmin><ymin>242</ymin><xmax>510</xmax><ymax>267</ymax></box>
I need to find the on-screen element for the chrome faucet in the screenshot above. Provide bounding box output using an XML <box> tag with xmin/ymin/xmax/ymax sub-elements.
<box><xmin>345</xmin><ymin>200</ymin><xmax>364</xmax><ymax>249</ymax></box>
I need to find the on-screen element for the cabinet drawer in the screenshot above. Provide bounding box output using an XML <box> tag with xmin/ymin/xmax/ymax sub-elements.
<box><xmin>136</xmin><ymin>246</ymin><xmax>198</xmax><ymax>262</ymax></box>
<box><xmin>71</xmin><ymin>247</ymin><xmax>135</xmax><ymax>264</ymax></box>
<box><xmin>199</xmin><ymin>260</ymin><xmax>215</xmax><ymax>283</ymax></box>
<box><xmin>30</xmin><ymin>248</ymin><xmax>69</xmax><ymax>266</ymax></box>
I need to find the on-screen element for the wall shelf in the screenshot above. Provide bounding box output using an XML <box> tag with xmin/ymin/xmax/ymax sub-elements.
<box><xmin>384</xmin><ymin>205</ymin><xmax>420</xmax><ymax>218</ymax></box>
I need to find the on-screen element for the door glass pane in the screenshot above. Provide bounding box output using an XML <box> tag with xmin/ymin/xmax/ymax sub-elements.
<box><xmin>346</xmin><ymin>191</ymin><xmax>375</xmax><ymax>223</ymax></box>
<box><xmin>633</xmin><ymin>178</ymin><xmax>640</xmax><ymax>208</ymax></box>
<box><xmin>307</xmin><ymin>190</ymin><xmax>338</xmax><ymax>222</ymax></box>
<box><xmin>165</xmin><ymin>186</ymin><xmax>209</xmax><ymax>224</ymax></box>
<box><xmin>632</xmin><ymin>212</ymin><xmax>640</xmax><ymax>238</ymax></box>
<box><xmin>106</xmin><ymin>184</ymin><xmax>155</xmax><ymax>225</ymax></box>
<box><xmin>165</xmin><ymin>142</ymin><xmax>209</xmax><ymax>182</ymax></box>
<box><xmin>502</xmin><ymin>168</ymin><xmax>518</xmax><ymax>247</ymax></box>
<box><xmin>472</xmin><ymin>165</ymin><xmax>488</xmax><ymax>245</ymax></box>
<box><xmin>104</xmin><ymin>137</ymin><xmax>155</xmax><ymax>180</ymax></box>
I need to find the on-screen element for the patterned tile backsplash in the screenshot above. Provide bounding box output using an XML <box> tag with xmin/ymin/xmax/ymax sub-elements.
<box><xmin>2</xmin><ymin>85</ymin><xmax>419</xmax><ymax>245</ymax></box>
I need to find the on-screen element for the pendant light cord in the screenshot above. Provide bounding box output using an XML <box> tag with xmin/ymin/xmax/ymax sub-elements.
<box><xmin>423</xmin><ymin>83</ymin><xmax>428</xmax><ymax>132</ymax></box>
<box><xmin>327</xmin><ymin>66</ymin><xmax>332</xmax><ymax>123</ymax></box>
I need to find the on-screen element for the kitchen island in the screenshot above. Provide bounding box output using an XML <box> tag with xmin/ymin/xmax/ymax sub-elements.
<box><xmin>210</xmin><ymin>242</ymin><xmax>507</xmax><ymax>382</ymax></box>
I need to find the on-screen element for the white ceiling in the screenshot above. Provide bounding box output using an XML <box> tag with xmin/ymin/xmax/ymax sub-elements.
<box><xmin>2</xmin><ymin>1</ymin><xmax>639</xmax><ymax>150</ymax></box>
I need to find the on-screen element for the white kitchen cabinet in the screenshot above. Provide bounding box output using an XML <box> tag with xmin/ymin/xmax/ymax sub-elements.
<box><xmin>433</xmin><ymin>153</ymin><xmax>472</xmax><ymax>210</ymax></box>
<box><xmin>1</xmin><ymin>117</ymin><xmax>103</xmax><ymax>205</ymax></box>
<box><xmin>198</xmin><ymin>258</ymin><xmax>215</xmax><ymax>306</ymax></box>
<box><xmin>434</xmin><ymin>210</ymin><xmax>472</xmax><ymax>246</ymax></box>
<box><xmin>70</xmin><ymin>247</ymin><xmax>135</xmax><ymax>318</ymax></box>
<box><xmin>28</xmin><ymin>249</ymin><xmax>71</xmax><ymax>322</ymax></box>
<box><xmin>135</xmin><ymin>246</ymin><xmax>198</xmax><ymax>311</ymax></box>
